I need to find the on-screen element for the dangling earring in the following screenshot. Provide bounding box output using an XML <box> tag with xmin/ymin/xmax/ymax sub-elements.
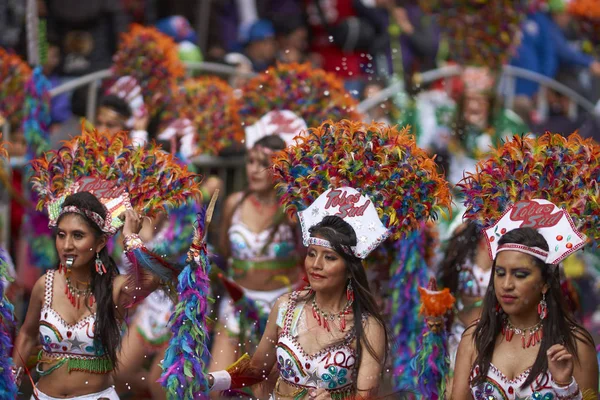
<box><xmin>58</xmin><ymin>264</ymin><xmax>65</xmax><ymax>274</ymax></box>
<box><xmin>538</xmin><ymin>293</ymin><xmax>548</xmax><ymax>320</ymax></box>
<box><xmin>95</xmin><ymin>252</ymin><xmax>107</xmax><ymax>275</ymax></box>
<box><xmin>346</xmin><ymin>280</ymin><xmax>354</xmax><ymax>303</ymax></box>
<box><xmin>495</xmin><ymin>303</ymin><xmax>503</xmax><ymax>315</ymax></box>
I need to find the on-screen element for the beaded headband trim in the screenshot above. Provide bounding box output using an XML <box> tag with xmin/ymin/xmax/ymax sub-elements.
<box><xmin>307</xmin><ymin>237</ymin><xmax>355</xmax><ymax>257</ymax></box>
<box><xmin>496</xmin><ymin>244</ymin><xmax>549</xmax><ymax>263</ymax></box>
<box><xmin>55</xmin><ymin>206</ymin><xmax>112</xmax><ymax>235</ymax></box>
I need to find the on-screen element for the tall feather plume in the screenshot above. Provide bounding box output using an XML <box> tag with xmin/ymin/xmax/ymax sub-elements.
<box><xmin>160</xmin><ymin>192</ymin><xmax>218</xmax><ymax>399</ymax></box>
<box><xmin>30</xmin><ymin>128</ymin><xmax>202</xmax><ymax>218</ymax></box>
<box><xmin>0</xmin><ymin>48</ymin><xmax>32</xmax><ymax>129</ymax></box>
<box><xmin>458</xmin><ymin>132</ymin><xmax>600</xmax><ymax>242</ymax></box>
<box><xmin>177</xmin><ymin>77</ymin><xmax>243</xmax><ymax>155</ymax></box>
<box><xmin>273</xmin><ymin>121</ymin><xmax>451</xmax><ymax>239</ymax></box>
<box><xmin>0</xmin><ymin>252</ymin><xmax>17</xmax><ymax>398</ymax></box>
<box><xmin>419</xmin><ymin>0</ymin><xmax>528</xmax><ymax>70</ymax></box>
<box><xmin>112</xmin><ymin>24</ymin><xmax>184</xmax><ymax>116</ymax></box>
<box><xmin>238</xmin><ymin>63</ymin><xmax>360</xmax><ymax>129</ymax></box>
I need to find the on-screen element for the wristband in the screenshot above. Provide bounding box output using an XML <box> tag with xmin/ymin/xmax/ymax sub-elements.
<box><xmin>209</xmin><ymin>370</ymin><xmax>232</xmax><ymax>392</ymax></box>
<box><xmin>124</xmin><ymin>233</ymin><xmax>144</xmax><ymax>252</ymax></box>
<box><xmin>551</xmin><ymin>377</ymin><xmax>582</xmax><ymax>400</ymax></box>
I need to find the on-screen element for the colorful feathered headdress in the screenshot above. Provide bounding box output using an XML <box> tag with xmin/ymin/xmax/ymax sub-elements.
<box><xmin>569</xmin><ymin>0</ymin><xmax>600</xmax><ymax>19</ymax></box>
<box><xmin>0</xmin><ymin>48</ymin><xmax>32</xmax><ymax>128</ymax></box>
<box><xmin>458</xmin><ymin>132</ymin><xmax>600</xmax><ymax>258</ymax></box>
<box><xmin>30</xmin><ymin>128</ymin><xmax>202</xmax><ymax>236</ymax></box>
<box><xmin>273</xmin><ymin>121</ymin><xmax>452</xmax><ymax>247</ymax></box>
<box><xmin>177</xmin><ymin>77</ymin><xmax>243</xmax><ymax>155</ymax></box>
<box><xmin>112</xmin><ymin>24</ymin><xmax>185</xmax><ymax>115</ymax></box>
<box><xmin>420</xmin><ymin>0</ymin><xmax>529</xmax><ymax>70</ymax></box>
<box><xmin>238</xmin><ymin>63</ymin><xmax>360</xmax><ymax>130</ymax></box>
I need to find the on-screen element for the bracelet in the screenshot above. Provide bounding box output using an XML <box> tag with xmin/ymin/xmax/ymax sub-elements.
<box><xmin>123</xmin><ymin>233</ymin><xmax>144</xmax><ymax>252</ymax></box>
<box><xmin>11</xmin><ymin>366</ymin><xmax>23</xmax><ymax>385</ymax></box>
<box><xmin>551</xmin><ymin>376</ymin><xmax>582</xmax><ymax>400</ymax></box>
<box><xmin>209</xmin><ymin>370</ymin><xmax>232</xmax><ymax>392</ymax></box>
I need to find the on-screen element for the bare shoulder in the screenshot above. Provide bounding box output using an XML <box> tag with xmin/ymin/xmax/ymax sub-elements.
<box><xmin>572</xmin><ymin>326</ymin><xmax>597</xmax><ymax>354</ymax></box>
<box><xmin>224</xmin><ymin>192</ymin><xmax>244</xmax><ymax>213</ymax></box>
<box><xmin>31</xmin><ymin>273</ymin><xmax>48</xmax><ymax>301</ymax></box>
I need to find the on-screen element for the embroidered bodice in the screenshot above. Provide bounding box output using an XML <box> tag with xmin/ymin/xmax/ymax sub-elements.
<box><xmin>470</xmin><ymin>363</ymin><xmax>555</xmax><ymax>399</ymax></box>
<box><xmin>39</xmin><ymin>270</ymin><xmax>104</xmax><ymax>359</ymax></box>
<box><xmin>458</xmin><ymin>260</ymin><xmax>492</xmax><ymax>300</ymax></box>
<box><xmin>228</xmin><ymin>204</ymin><xmax>297</xmax><ymax>262</ymax></box>
<box><xmin>275</xmin><ymin>292</ymin><xmax>357</xmax><ymax>394</ymax></box>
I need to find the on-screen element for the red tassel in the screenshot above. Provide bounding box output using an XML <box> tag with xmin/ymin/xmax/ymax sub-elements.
<box><xmin>340</xmin><ymin>317</ymin><xmax>346</xmax><ymax>331</ymax></box>
<box><xmin>323</xmin><ymin>318</ymin><xmax>329</xmax><ymax>332</ymax></box>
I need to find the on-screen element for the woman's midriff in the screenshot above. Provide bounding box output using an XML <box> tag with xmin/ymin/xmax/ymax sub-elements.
<box><xmin>231</xmin><ymin>260</ymin><xmax>300</xmax><ymax>291</ymax></box>
<box><xmin>35</xmin><ymin>359</ymin><xmax>113</xmax><ymax>397</ymax></box>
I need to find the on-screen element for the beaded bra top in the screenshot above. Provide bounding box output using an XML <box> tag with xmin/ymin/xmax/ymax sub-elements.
<box><xmin>38</xmin><ymin>270</ymin><xmax>112</xmax><ymax>374</ymax></box>
<box><xmin>275</xmin><ymin>292</ymin><xmax>357</xmax><ymax>396</ymax></box>
<box><xmin>470</xmin><ymin>363</ymin><xmax>555</xmax><ymax>399</ymax></box>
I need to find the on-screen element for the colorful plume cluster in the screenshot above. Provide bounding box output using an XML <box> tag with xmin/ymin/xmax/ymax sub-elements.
<box><xmin>569</xmin><ymin>0</ymin><xmax>600</xmax><ymax>19</ymax></box>
<box><xmin>161</xmin><ymin>207</ymin><xmax>212</xmax><ymax>399</ymax></box>
<box><xmin>0</xmin><ymin>48</ymin><xmax>32</xmax><ymax>128</ymax></box>
<box><xmin>458</xmin><ymin>132</ymin><xmax>600</xmax><ymax>242</ymax></box>
<box><xmin>0</xmin><ymin>252</ymin><xmax>17</xmax><ymax>398</ymax></box>
<box><xmin>30</xmin><ymin>128</ymin><xmax>202</xmax><ymax>219</ymax></box>
<box><xmin>112</xmin><ymin>24</ymin><xmax>185</xmax><ymax>115</ymax></box>
<box><xmin>273</xmin><ymin>121</ymin><xmax>451</xmax><ymax>239</ymax></box>
<box><xmin>238</xmin><ymin>63</ymin><xmax>359</xmax><ymax>129</ymax></box>
<box><xmin>178</xmin><ymin>77</ymin><xmax>243</xmax><ymax>155</ymax></box>
<box><xmin>23</xmin><ymin>67</ymin><xmax>52</xmax><ymax>160</ymax></box>
<box><xmin>420</xmin><ymin>0</ymin><xmax>529</xmax><ymax>69</ymax></box>
<box><xmin>414</xmin><ymin>278</ymin><xmax>455</xmax><ymax>400</ymax></box>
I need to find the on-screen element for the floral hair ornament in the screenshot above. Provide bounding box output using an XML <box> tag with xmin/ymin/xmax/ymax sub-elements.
<box><xmin>486</xmin><ymin>199</ymin><xmax>586</xmax><ymax>265</ymax></box>
<box><xmin>244</xmin><ymin>110</ymin><xmax>307</xmax><ymax>149</ymax></box>
<box><xmin>299</xmin><ymin>187</ymin><xmax>390</xmax><ymax>259</ymax></box>
<box><xmin>107</xmin><ymin>75</ymin><xmax>148</xmax><ymax>129</ymax></box>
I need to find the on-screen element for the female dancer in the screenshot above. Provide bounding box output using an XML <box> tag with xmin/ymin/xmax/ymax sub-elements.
<box><xmin>207</xmin><ymin>121</ymin><xmax>451</xmax><ymax>399</ymax></box>
<box><xmin>12</xmin><ymin>193</ymin><xmax>163</xmax><ymax>399</ymax></box>
<box><xmin>452</xmin><ymin>133</ymin><xmax>600</xmax><ymax>399</ymax></box>
<box><xmin>452</xmin><ymin>227</ymin><xmax>598</xmax><ymax>399</ymax></box>
<box><xmin>437</xmin><ymin>221</ymin><xmax>492</xmax><ymax>369</ymax></box>
<box><xmin>209</xmin><ymin>134</ymin><xmax>301</xmax><ymax>371</ymax></box>
<box><xmin>12</xmin><ymin>129</ymin><xmax>199</xmax><ymax>399</ymax></box>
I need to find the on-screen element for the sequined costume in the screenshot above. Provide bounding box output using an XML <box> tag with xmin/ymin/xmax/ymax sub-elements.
<box><xmin>218</xmin><ymin>194</ymin><xmax>298</xmax><ymax>340</ymax></box>
<box><xmin>273</xmin><ymin>291</ymin><xmax>358</xmax><ymax>399</ymax></box>
<box><xmin>470</xmin><ymin>363</ymin><xmax>557</xmax><ymax>399</ymax></box>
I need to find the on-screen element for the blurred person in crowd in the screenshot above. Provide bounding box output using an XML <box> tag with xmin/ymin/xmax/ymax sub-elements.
<box><xmin>0</xmin><ymin>1</ymin><xmax>25</xmax><ymax>50</ymax></box>
<box><xmin>47</xmin><ymin>0</ymin><xmax>128</xmax><ymax>75</ymax></box>
<box><xmin>272</xmin><ymin>14</ymin><xmax>310</xmax><ymax>64</ymax></box>
<box><xmin>206</xmin><ymin>0</ymin><xmax>303</xmax><ymax>61</ymax></box>
<box><xmin>43</xmin><ymin>38</ymin><xmax>73</xmax><ymax>127</ymax></box>
<box><xmin>242</xmin><ymin>19</ymin><xmax>278</xmax><ymax>72</ymax></box>
<box><xmin>95</xmin><ymin>95</ymin><xmax>132</xmax><ymax>135</ymax></box>
<box><xmin>362</xmin><ymin>79</ymin><xmax>394</xmax><ymax>125</ymax></box>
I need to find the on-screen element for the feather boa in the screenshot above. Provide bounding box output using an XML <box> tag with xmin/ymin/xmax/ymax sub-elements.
<box><xmin>273</xmin><ymin>121</ymin><xmax>452</xmax><ymax>240</ymax></box>
<box><xmin>413</xmin><ymin>329</ymin><xmax>449</xmax><ymax>400</ymax></box>
<box><xmin>0</xmin><ymin>250</ymin><xmax>17</xmax><ymax>398</ymax></box>
<box><xmin>160</xmin><ymin>207</ymin><xmax>212</xmax><ymax>399</ymax></box>
<box><xmin>458</xmin><ymin>132</ymin><xmax>600</xmax><ymax>241</ymax></box>
<box><xmin>23</xmin><ymin>67</ymin><xmax>51</xmax><ymax>161</ymax></box>
<box><xmin>390</xmin><ymin>226</ymin><xmax>430</xmax><ymax>390</ymax></box>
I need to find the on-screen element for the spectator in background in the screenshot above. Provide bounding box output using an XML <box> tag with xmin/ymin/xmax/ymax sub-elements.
<box><xmin>362</xmin><ymin>79</ymin><xmax>394</xmax><ymax>125</ymax></box>
<box><xmin>0</xmin><ymin>0</ymin><xmax>25</xmax><ymax>51</ymax></box>
<box><xmin>43</xmin><ymin>38</ymin><xmax>72</xmax><ymax>126</ymax></box>
<box><xmin>95</xmin><ymin>95</ymin><xmax>132</xmax><ymax>135</ymax></box>
<box><xmin>272</xmin><ymin>14</ymin><xmax>310</xmax><ymax>64</ymax></box>
<box><xmin>242</xmin><ymin>19</ymin><xmax>278</xmax><ymax>72</ymax></box>
<box><xmin>510</xmin><ymin>11</ymin><xmax>557</xmax><ymax>98</ymax></box>
<box><xmin>47</xmin><ymin>0</ymin><xmax>127</xmax><ymax>75</ymax></box>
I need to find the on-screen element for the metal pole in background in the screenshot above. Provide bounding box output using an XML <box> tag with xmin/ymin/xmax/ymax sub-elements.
<box><xmin>197</xmin><ymin>0</ymin><xmax>212</xmax><ymax>56</ymax></box>
<box><xmin>26</xmin><ymin>0</ymin><xmax>39</xmax><ymax>66</ymax></box>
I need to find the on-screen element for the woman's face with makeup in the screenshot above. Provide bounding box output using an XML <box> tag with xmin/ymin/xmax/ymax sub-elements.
<box><xmin>494</xmin><ymin>250</ymin><xmax>547</xmax><ymax>318</ymax></box>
